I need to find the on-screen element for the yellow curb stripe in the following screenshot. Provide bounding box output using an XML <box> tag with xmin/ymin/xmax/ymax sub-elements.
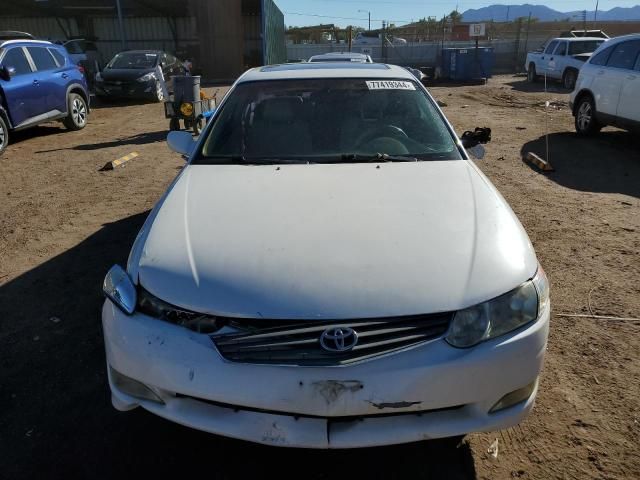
<box><xmin>100</xmin><ymin>152</ymin><xmax>139</xmax><ymax>171</ymax></box>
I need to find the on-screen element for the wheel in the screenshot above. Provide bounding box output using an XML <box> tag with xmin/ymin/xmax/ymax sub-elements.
<box><xmin>169</xmin><ymin>118</ymin><xmax>180</xmax><ymax>131</ymax></box>
<box><xmin>63</xmin><ymin>93</ymin><xmax>88</xmax><ymax>131</ymax></box>
<box><xmin>154</xmin><ymin>81</ymin><xmax>165</xmax><ymax>102</ymax></box>
<box><xmin>527</xmin><ymin>63</ymin><xmax>538</xmax><ymax>83</ymax></box>
<box><xmin>563</xmin><ymin>69</ymin><xmax>577</xmax><ymax>90</ymax></box>
<box><xmin>575</xmin><ymin>95</ymin><xmax>601</xmax><ymax>136</ymax></box>
<box><xmin>193</xmin><ymin>116</ymin><xmax>204</xmax><ymax>135</ymax></box>
<box><xmin>0</xmin><ymin>115</ymin><xmax>8</xmax><ymax>156</ymax></box>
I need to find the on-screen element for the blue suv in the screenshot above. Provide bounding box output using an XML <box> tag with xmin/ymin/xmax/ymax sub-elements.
<box><xmin>0</xmin><ymin>38</ymin><xmax>90</xmax><ymax>155</ymax></box>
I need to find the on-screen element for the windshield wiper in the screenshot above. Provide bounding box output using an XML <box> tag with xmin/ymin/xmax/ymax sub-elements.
<box><xmin>200</xmin><ymin>155</ymin><xmax>308</xmax><ymax>165</ymax></box>
<box><xmin>340</xmin><ymin>153</ymin><xmax>418</xmax><ymax>162</ymax></box>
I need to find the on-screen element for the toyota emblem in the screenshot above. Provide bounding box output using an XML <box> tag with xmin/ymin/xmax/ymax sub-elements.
<box><xmin>319</xmin><ymin>327</ymin><xmax>358</xmax><ymax>352</ymax></box>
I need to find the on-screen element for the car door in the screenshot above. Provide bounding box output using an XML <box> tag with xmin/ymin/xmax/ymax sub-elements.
<box><xmin>539</xmin><ymin>40</ymin><xmax>558</xmax><ymax>78</ymax></box>
<box><xmin>612</xmin><ymin>40</ymin><xmax>640</xmax><ymax>124</ymax></box>
<box><xmin>549</xmin><ymin>41</ymin><xmax>567</xmax><ymax>79</ymax></box>
<box><xmin>25</xmin><ymin>46</ymin><xmax>67</xmax><ymax>115</ymax></box>
<box><xmin>0</xmin><ymin>46</ymin><xmax>41</xmax><ymax>127</ymax></box>
<box><xmin>587</xmin><ymin>44</ymin><xmax>622</xmax><ymax>117</ymax></box>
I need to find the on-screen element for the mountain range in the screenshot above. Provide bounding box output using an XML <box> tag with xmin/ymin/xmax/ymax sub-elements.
<box><xmin>461</xmin><ymin>4</ymin><xmax>640</xmax><ymax>22</ymax></box>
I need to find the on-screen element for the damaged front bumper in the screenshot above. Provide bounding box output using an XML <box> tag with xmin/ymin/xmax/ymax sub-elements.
<box><xmin>102</xmin><ymin>301</ymin><xmax>549</xmax><ymax>448</ymax></box>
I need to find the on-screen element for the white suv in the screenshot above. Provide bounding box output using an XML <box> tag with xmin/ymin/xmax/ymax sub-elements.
<box><xmin>570</xmin><ymin>34</ymin><xmax>640</xmax><ymax>135</ymax></box>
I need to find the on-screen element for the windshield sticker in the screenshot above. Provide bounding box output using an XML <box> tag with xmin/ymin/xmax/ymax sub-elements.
<box><xmin>366</xmin><ymin>80</ymin><xmax>415</xmax><ymax>90</ymax></box>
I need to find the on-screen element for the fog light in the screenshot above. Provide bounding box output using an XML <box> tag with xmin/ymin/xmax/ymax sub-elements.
<box><xmin>180</xmin><ymin>102</ymin><xmax>193</xmax><ymax>116</ymax></box>
<box><xmin>489</xmin><ymin>380</ymin><xmax>537</xmax><ymax>413</ymax></box>
<box><xmin>109</xmin><ymin>366</ymin><xmax>164</xmax><ymax>404</ymax></box>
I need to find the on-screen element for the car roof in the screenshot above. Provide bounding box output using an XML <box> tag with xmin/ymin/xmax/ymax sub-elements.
<box><xmin>0</xmin><ymin>39</ymin><xmax>55</xmax><ymax>49</ymax></box>
<box><xmin>239</xmin><ymin>63</ymin><xmax>415</xmax><ymax>82</ymax></box>
<box><xmin>310</xmin><ymin>52</ymin><xmax>370</xmax><ymax>59</ymax></box>
<box><xmin>117</xmin><ymin>50</ymin><xmax>163</xmax><ymax>55</ymax></box>
<box><xmin>591</xmin><ymin>33</ymin><xmax>639</xmax><ymax>47</ymax></box>
<box><xmin>555</xmin><ymin>37</ymin><xmax>607</xmax><ymax>42</ymax></box>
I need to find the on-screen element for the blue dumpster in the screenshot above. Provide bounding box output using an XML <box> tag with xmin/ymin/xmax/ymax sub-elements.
<box><xmin>441</xmin><ymin>47</ymin><xmax>494</xmax><ymax>81</ymax></box>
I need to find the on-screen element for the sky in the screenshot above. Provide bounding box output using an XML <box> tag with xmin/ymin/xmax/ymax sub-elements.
<box><xmin>275</xmin><ymin>0</ymin><xmax>640</xmax><ymax>28</ymax></box>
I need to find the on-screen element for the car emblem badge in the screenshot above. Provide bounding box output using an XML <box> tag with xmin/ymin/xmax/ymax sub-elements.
<box><xmin>320</xmin><ymin>327</ymin><xmax>358</xmax><ymax>352</ymax></box>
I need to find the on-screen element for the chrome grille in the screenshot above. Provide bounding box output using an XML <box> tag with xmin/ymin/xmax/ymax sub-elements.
<box><xmin>212</xmin><ymin>313</ymin><xmax>452</xmax><ymax>366</ymax></box>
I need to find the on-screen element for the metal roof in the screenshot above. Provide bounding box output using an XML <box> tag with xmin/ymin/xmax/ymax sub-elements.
<box><xmin>0</xmin><ymin>0</ymin><xmax>187</xmax><ymax>17</ymax></box>
<box><xmin>239</xmin><ymin>63</ymin><xmax>415</xmax><ymax>82</ymax></box>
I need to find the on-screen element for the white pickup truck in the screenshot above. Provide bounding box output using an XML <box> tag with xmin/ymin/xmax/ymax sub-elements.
<box><xmin>525</xmin><ymin>37</ymin><xmax>607</xmax><ymax>89</ymax></box>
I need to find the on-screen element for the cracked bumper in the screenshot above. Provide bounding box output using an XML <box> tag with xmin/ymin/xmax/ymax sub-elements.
<box><xmin>103</xmin><ymin>300</ymin><xmax>550</xmax><ymax>448</ymax></box>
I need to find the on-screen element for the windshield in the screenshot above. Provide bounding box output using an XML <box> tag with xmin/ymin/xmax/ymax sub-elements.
<box><xmin>197</xmin><ymin>78</ymin><xmax>461</xmax><ymax>164</ymax></box>
<box><xmin>107</xmin><ymin>52</ymin><xmax>158</xmax><ymax>69</ymax></box>
<box><xmin>569</xmin><ymin>40</ymin><xmax>605</xmax><ymax>55</ymax></box>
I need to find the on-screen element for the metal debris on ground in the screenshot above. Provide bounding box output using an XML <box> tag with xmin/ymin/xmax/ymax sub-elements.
<box><xmin>488</xmin><ymin>438</ymin><xmax>499</xmax><ymax>458</ymax></box>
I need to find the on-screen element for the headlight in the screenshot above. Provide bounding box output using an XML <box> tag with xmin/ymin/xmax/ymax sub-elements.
<box><xmin>136</xmin><ymin>72</ymin><xmax>156</xmax><ymax>83</ymax></box>
<box><xmin>137</xmin><ymin>287</ymin><xmax>221</xmax><ymax>334</ymax></box>
<box><xmin>103</xmin><ymin>265</ymin><xmax>136</xmax><ymax>315</ymax></box>
<box><xmin>446</xmin><ymin>267</ymin><xmax>549</xmax><ymax>348</ymax></box>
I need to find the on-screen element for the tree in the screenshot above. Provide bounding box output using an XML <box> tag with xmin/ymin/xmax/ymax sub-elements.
<box><xmin>448</xmin><ymin>10</ymin><xmax>462</xmax><ymax>26</ymax></box>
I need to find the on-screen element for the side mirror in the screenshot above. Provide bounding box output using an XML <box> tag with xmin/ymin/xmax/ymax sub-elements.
<box><xmin>460</xmin><ymin>127</ymin><xmax>491</xmax><ymax>149</ymax></box>
<box><xmin>167</xmin><ymin>131</ymin><xmax>196</xmax><ymax>157</ymax></box>
<box><xmin>0</xmin><ymin>65</ymin><xmax>16</xmax><ymax>81</ymax></box>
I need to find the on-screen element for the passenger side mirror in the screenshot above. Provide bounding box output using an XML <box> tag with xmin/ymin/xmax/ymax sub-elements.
<box><xmin>460</xmin><ymin>127</ymin><xmax>491</xmax><ymax>149</ymax></box>
<box><xmin>167</xmin><ymin>131</ymin><xmax>196</xmax><ymax>158</ymax></box>
<box><xmin>0</xmin><ymin>65</ymin><xmax>16</xmax><ymax>81</ymax></box>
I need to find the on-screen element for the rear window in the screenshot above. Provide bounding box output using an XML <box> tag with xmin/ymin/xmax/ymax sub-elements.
<box><xmin>568</xmin><ymin>40</ymin><xmax>605</xmax><ymax>55</ymax></box>
<box><xmin>49</xmin><ymin>48</ymin><xmax>66</xmax><ymax>67</ymax></box>
<box><xmin>27</xmin><ymin>47</ymin><xmax>58</xmax><ymax>71</ymax></box>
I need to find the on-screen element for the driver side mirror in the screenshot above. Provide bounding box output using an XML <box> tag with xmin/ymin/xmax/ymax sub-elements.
<box><xmin>167</xmin><ymin>131</ymin><xmax>196</xmax><ymax>158</ymax></box>
<box><xmin>460</xmin><ymin>127</ymin><xmax>491</xmax><ymax>148</ymax></box>
<box><xmin>0</xmin><ymin>65</ymin><xmax>16</xmax><ymax>81</ymax></box>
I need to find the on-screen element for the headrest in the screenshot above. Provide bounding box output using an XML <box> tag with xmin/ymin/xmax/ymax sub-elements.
<box><xmin>257</xmin><ymin>97</ymin><xmax>302</xmax><ymax>123</ymax></box>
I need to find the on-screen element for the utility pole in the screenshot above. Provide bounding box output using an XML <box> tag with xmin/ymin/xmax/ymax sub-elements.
<box><xmin>594</xmin><ymin>0</ymin><xmax>599</xmax><ymax>28</ymax></box>
<box><xmin>523</xmin><ymin>12</ymin><xmax>532</xmax><ymax>61</ymax></box>
<box><xmin>506</xmin><ymin>6</ymin><xmax>510</xmax><ymax>22</ymax></box>
<box><xmin>582</xmin><ymin>9</ymin><xmax>587</xmax><ymax>33</ymax></box>
<box><xmin>115</xmin><ymin>0</ymin><xmax>127</xmax><ymax>50</ymax></box>
<box><xmin>358</xmin><ymin>10</ymin><xmax>371</xmax><ymax>30</ymax></box>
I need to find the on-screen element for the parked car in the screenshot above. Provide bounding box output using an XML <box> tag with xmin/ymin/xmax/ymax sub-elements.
<box><xmin>95</xmin><ymin>50</ymin><xmax>185</xmax><ymax>102</ymax></box>
<box><xmin>570</xmin><ymin>34</ymin><xmax>640</xmax><ymax>135</ymax></box>
<box><xmin>0</xmin><ymin>38</ymin><xmax>90</xmax><ymax>156</ymax></box>
<box><xmin>354</xmin><ymin>31</ymin><xmax>407</xmax><ymax>45</ymax></box>
<box><xmin>102</xmin><ymin>62</ymin><xmax>550</xmax><ymax>448</ymax></box>
<box><xmin>525</xmin><ymin>37</ymin><xmax>606</xmax><ymax>89</ymax></box>
<box><xmin>56</xmin><ymin>38</ymin><xmax>103</xmax><ymax>89</ymax></box>
<box><xmin>308</xmin><ymin>52</ymin><xmax>373</xmax><ymax>63</ymax></box>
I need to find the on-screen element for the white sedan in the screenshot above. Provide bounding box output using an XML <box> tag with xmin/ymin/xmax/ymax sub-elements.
<box><xmin>102</xmin><ymin>63</ymin><xmax>550</xmax><ymax>448</ymax></box>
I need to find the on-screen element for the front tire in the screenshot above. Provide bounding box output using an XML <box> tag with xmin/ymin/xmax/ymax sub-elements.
<box><xmin>563</xmin><ymin>69</ymin><xmax>577</xmax><ymax>90</ymax></box>
<box><xmin>63</xmin><ymin>93</ymin><xmax>88</xmax><ymax>131</ymax></box>
<box><xmin>527</xmin><ymin>63</ymin><xmax>538</xmax><ymax>83</ymax></box>
<box><xmin>575</xmin><ymin>95</ymin><xmax>601</xmax><ymax>136</ymax></box>
<box><xmin>0</xmin><ymin>115</ymin><xmax>8</xmax><ymax>156</ymax></box>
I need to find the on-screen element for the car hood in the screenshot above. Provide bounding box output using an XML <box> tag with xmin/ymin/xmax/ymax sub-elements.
<box><xmin>101</xmin><ymin>68</ymin><xmax>154</xmax><ymax>81</ymax></box>
<box><xmin>135</xmin><ymin>162</ymin><xmax>538</xmax><ymax>319</ymax></box>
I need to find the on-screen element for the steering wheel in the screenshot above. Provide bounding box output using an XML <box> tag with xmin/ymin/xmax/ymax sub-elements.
<box><xmin>355</xmin><ymin>125</ymin><xmax>409</xmax><ymax>149</ymax></box>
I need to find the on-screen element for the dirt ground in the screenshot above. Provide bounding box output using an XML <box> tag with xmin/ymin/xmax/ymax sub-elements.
<box><xmin>1</xmin><ymin>76</ymin><xmax>638</xmax><ymax>479</ymax></box>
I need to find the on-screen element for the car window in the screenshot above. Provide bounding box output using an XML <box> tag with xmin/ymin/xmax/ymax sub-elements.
<box><xmin>64</xmin><ymin>41</ymin><xmax>83</xmax><ymax>54</ymax></box>
<box><xmin>27</xmin><ymin>47</ymin><xmax>58</xmax><ymax>71</ymax></box>
<box><xmin>590</xmin><ymin>45</ymin><xmax>615</xmax><ymax>66</ymax></box>
<box><xmin>569</xmin><ymin>40</ymin><xmax>604</xmax><ymax>55</ymax></box>
<box><xmin>198</xmin><ymin>78</ymin><xmax>462</xmax><ymax>164</ymax></box>
<box><xmin>0</xmin><ymin>47</ymin><xmax>32</xmax><ymax>75</ymax></box>
<box><xmin>554</xmin><ymin>42</ymin><xmax>567</xmax><ymax>56</ymax></box>
<box><xmin>107</xmin><ymin>52</ymin><xmax>158</xmax><ymax>69</ymax></box>
<box><xmin>606</xmin><ymin>40</ymin><xmax>640</xmax><ymax>70</ymax></box>
<box><xmin>48</xmin><ymin>48</ymin><xmax>66</xmax><ymax>67</ymax></box>
<box><xmin>544</xmin><ymin>41</ymin><xmax>558</xmax><ymax>55</ymax></box>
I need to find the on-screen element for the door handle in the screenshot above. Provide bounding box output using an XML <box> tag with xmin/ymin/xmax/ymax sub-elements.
<box><xmin>61</xmin><ymin>73</ymin><xmax>69</xmax><ymax>79</ymax></box>
<box><xmin>627</xmin><ymin>74</ymin><xmax>637</xmax><ymax>80</ymax></box>
<box><xmin>32</xmin><ymin>79</ymin><xmax>39</xmax><ymax>86</ymax></box>
<box><xmin>596</xmin><ymin>70</ymin><xmax>605</xmax><ymax>75</ymax></box>
<box><xmin>550</xmin><ymin>57</ymin><xmax>554</xmax><ymax>61</ymax></box>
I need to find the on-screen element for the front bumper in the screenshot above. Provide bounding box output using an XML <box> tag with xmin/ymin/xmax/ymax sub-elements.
<box><xmin>102</xmin><ymin>301</ymin><xmax>550</xmax><ymax>448</ymax></box>
<box><xmin>95</xmin><ymin>80</ymin><xmax>156</xmax><ymax>99</ymax></box>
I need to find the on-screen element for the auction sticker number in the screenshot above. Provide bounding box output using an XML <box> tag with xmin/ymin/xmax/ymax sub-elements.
<box><xmin>366</xmin><ymin>80</ymin><xmax>415</xmax><ymax>90</ymax></box>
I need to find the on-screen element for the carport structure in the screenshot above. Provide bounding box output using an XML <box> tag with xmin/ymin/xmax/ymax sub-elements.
<box><xmin>0</xmin><ymin>0</ymin><xmax>286</xmax><ymax>81</ymax></box>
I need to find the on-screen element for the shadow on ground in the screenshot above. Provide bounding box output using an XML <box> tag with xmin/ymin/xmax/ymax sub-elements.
<box><xmin>0</xmin><ymin>212</ymin><xmax>477</xmax><ymax>480</ymax></box>
<box><xmin>521</xmin><ymin>131</ymin><xmax>640</xmax><ymax>197</ymax></box>
<box><xmin>505</xmin><ymin>76</ymin><xmax>571</xmax><ymax>94</ymax></box>
<box><xmin>35</xmin><ymin>130</ymin><xmax>168</xmax><ymax>153</ymax></box>
<box><xmin>6</xmin><ymin>125</ymin><xmax>68</xmax><ymax>147</ymax></box>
